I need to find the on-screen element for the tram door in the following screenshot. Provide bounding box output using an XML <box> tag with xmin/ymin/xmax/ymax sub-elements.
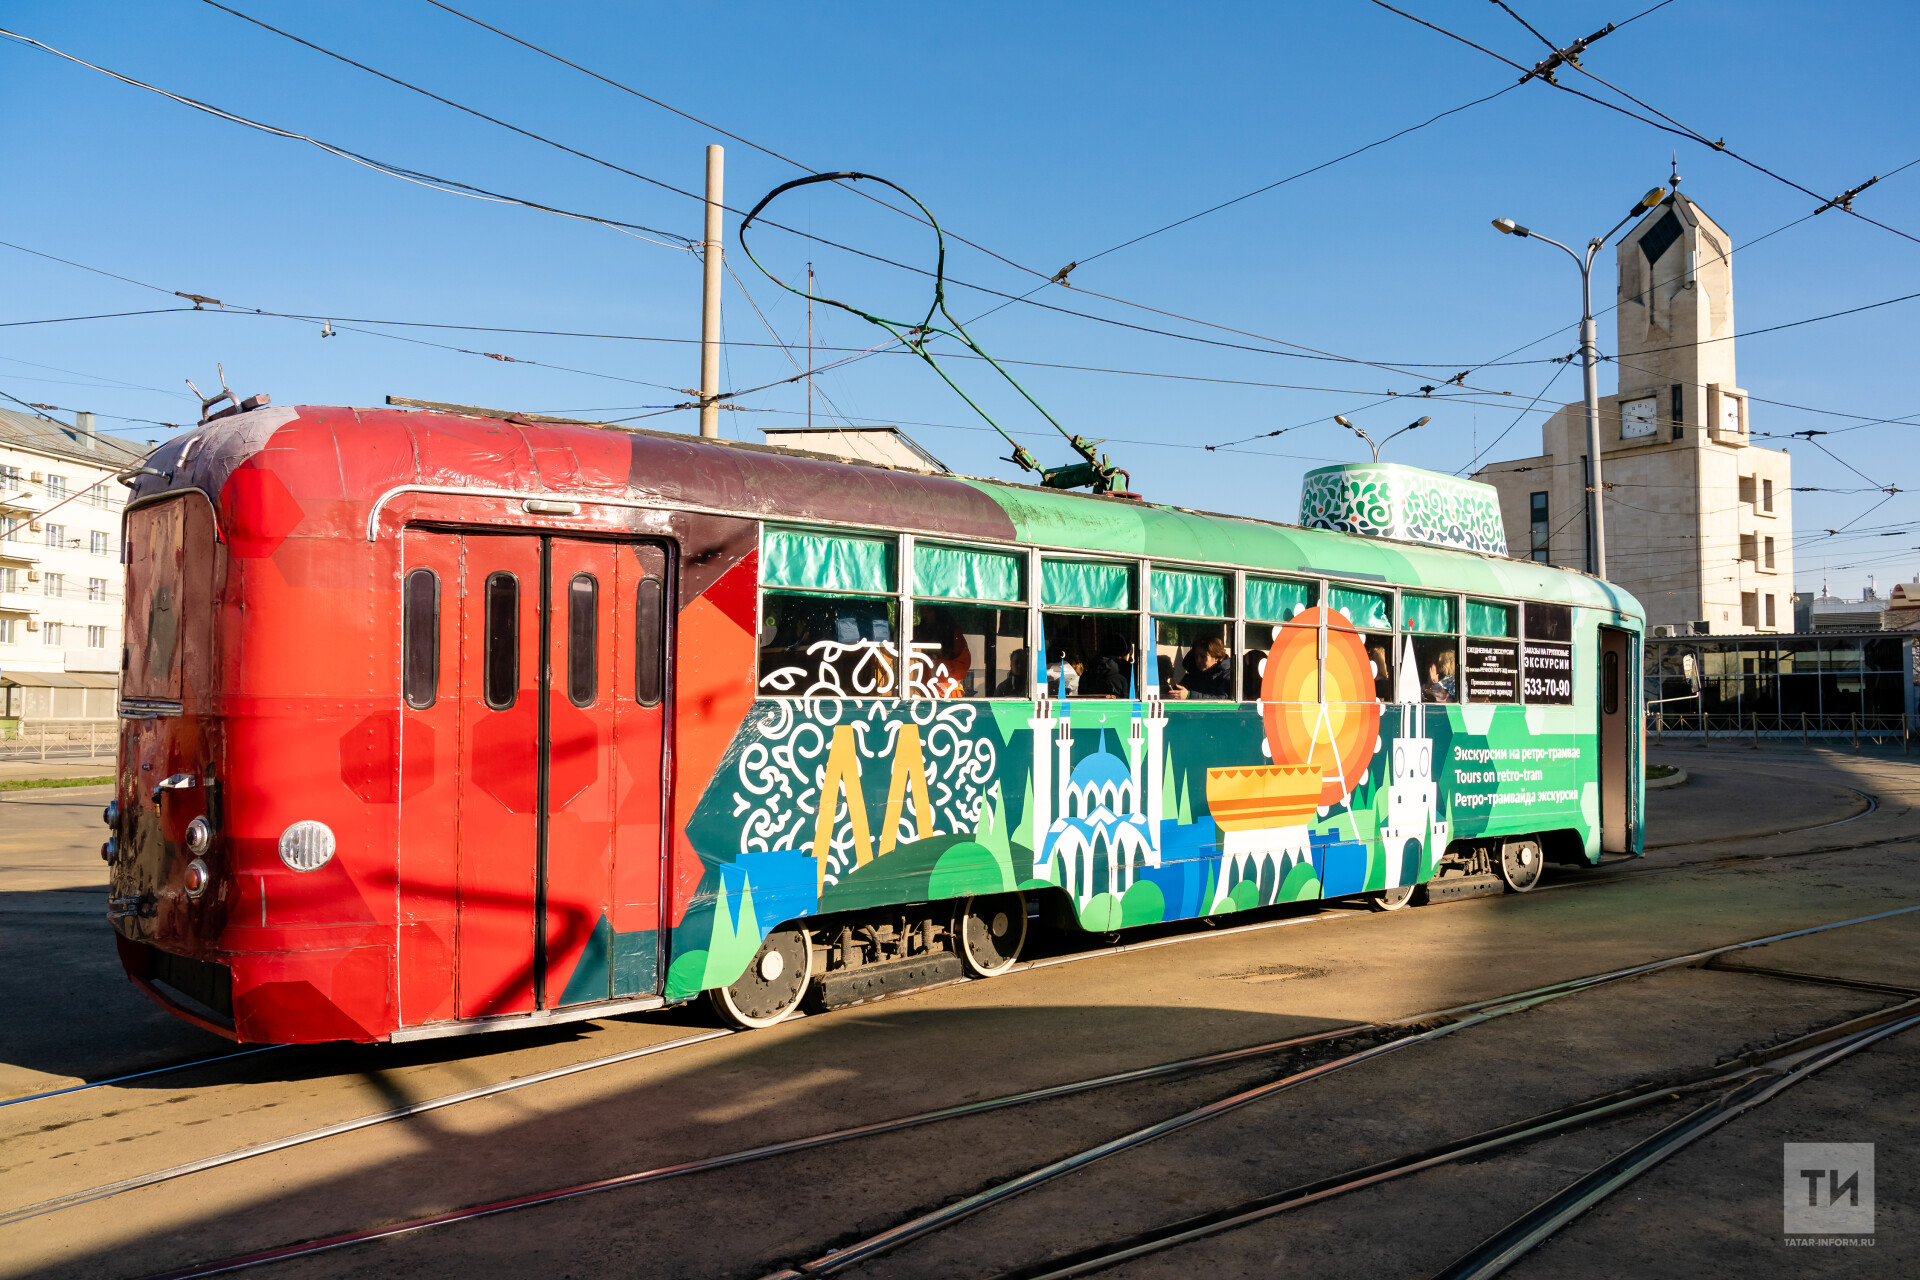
<box><xmin>1597</xmin><ymin>626</ymin><xmax>1632</xmax><ymax>854</ymax></box>
<box><xmin>397</xmin><ymin>531</ymin><xmax>670</xmax><ymax>1025</ymax></box>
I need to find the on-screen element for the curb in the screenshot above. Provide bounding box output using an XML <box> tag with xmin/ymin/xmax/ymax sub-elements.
<box><xmin>1645</xmin><ymin>767</ymin><xmax>1690</xmax><ymax>790</ymax></box>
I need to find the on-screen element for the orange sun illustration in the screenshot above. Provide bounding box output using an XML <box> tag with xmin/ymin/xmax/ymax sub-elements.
<box><xmin>1258</xmin><ymin>606</ymin><xmax>1383</xmax><ymax>806</ymax></box>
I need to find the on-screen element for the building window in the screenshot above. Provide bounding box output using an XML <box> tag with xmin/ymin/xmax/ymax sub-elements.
<box><xmin>1739</xmin><ymin>533</ymin><xmax>1757</xmax><ymax>563</ymax></box>
<box><xmin>1765</xmin><ymin>594</ymin><xmax>1777</xmax><ymax>628</ymax></box>
<box><xmin>42</xmin><ymin>621</ymin><xmax>61</xmax><ymax>645</ymax></box>
<box><xmin>0</xmin><ymin>617</ymin><xmax>13</xmax><ymax>644</ymax></box>
<box><xmin>0</xmin><ymin>464</ymin><xmax>19</xmax><ymax>485</ymax></box>
<box><xmin>44</xmin><ymin>572</ymin><xmax>63</xmax><ymax>598</ymax></box>
<box><xmin>1529</xmin><ymin>491</ymin><xmax>1550</xmax><ymax>563</ymax></box>
<box><xmin>46</xmin><ymin>475</ymin><xmax>67</xmax><ymax>499</ymax></box>
<box><xmin>87</xmin><ymin>486</ymin><xmax>111</xmax><ymax>509</ymax></box>
<box><xmin>88</xmin><ymin>577</ymin><xmax>106</xmax><ymax>601</ymax></box>
<box><xmin>1670</xmin><ymin>383</ymin><xmax>1684</xmax><ymax>439</ymax></box>
<box><xmin>89</xmin><ymin>531</ymin><xmax>108</xmax><ymax>555</ymax></box>
<box><xmin>1764</xmin><ymin>536</ymin><xmax>1775</xmax><ymax>569</ymax></box>
<box><xmin>87</xmin><ymin>624</ymin><xmax>106</xmax><ymax>648</ymax></box>
<box><xmin>1738</xmin><ymin>475</ymin><xmax>1756</xmax><ymax>506</ymax></box>
<box><xmin>0</xmin><ymin>567</ymin><xmax>13</xmax><ymax>593</ymax></box>
<box><xmin>44</xmin><ymin>523</ymin><xmax>64</xmax><ymax>547</ymax></box>
<box><xmin>1741</xmin><ymin>592</ymin><xmax>1759</xmax><ymax>628</ymax></box>
<box><xmin>1762</xmin><ymin>478</ymin><xmax>1774</xmax><ymax>512</ymax></box>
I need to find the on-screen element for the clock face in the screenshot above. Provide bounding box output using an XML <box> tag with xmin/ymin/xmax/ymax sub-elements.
<box><xmin>1621</xmin><ymin>397</ymin><xmax>1658</xmax><ymax>439</ymax></box>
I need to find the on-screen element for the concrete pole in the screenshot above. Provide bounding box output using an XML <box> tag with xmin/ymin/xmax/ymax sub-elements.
<box><xmin>1579</xmin><ymin>247</ymin><xmax>1607</xmax><ymax>580</ymax></box>
<box><xmin>699</xmin><ymin>144</ymin><xmax>725</xmax><ymax>438</ymax></box>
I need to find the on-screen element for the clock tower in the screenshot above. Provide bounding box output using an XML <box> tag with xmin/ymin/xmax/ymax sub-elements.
<box><xmin>1474</xmin><ymin>181</ymin><xmax>1794</xmax><ymax>634</ymax></box>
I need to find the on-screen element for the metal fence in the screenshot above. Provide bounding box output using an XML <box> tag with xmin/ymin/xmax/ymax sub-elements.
<box><xmin>0</xmin><ymin>719</ymin><xmax>117</xmax><ymax>762</ymax></box>
<box><xmin>1647</xmin><ymin>707</ymin><xmax>1912</xmax><ymax>749</ymax></box>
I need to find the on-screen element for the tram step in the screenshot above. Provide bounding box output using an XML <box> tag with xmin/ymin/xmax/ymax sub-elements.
<box><xmin>812</xmin><ymin>952</ymin><xmax>966</xmax><ymax>1011</ymax></box>
<box><xmin>1421</xmin><ymin>872</ymin><xmax>1507</xmax><ymax>904</ymax></box>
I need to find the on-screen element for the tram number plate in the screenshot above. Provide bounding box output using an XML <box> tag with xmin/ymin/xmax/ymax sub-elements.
<box><xmin>1522</xmin><ymin>643</ymin><xmax>1574</xmax><ymax>705</ymax></box>
<box><xmin>1465</xmin><ymin>639</ymin><xmax>1519</xmax><ymax>703</ymax></box>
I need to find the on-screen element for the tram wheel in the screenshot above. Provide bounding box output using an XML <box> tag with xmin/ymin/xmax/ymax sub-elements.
<box><xmin>955</xmin><ymin>892</ymin><xmax>1027</xmax><ymax>978</ymax></box>
<box><xmin>709</xmin><ymin>926</ymin><xmax>814</xmax><ymax>1029</ymax></box>
<box><xmin>1369</xmin><ymin>883</ymin><xmax>1417</xmax><ymax>912</ymax></box>
<box><xmin>1498</xmin><ymin>838</ymin><xmax>1545</xmax><ymax>894</ymax></box>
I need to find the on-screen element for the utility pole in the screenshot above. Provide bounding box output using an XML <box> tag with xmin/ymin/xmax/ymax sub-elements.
<box><xmin>1492</xmin><ymin>185</ymin><xmax>1666</xmax><ymax>580</ymax></box>
<box><xmin>699</xmin><ymin>144</ymin><xmax>724</xmax><ymax>438</ymax></box>
<box><xmin>806</xmin><ymin>262</ymin><xmax>815</xmax><ymax>431</ymax></box>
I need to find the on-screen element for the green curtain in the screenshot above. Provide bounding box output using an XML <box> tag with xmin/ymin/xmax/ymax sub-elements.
<box><xmin>1404</xmin><ymin>593</ymin><xmax>1458</xmax><ymax>635</ymax></box>
<box><xmin>1467</xmin><ymin>599</ymin><xmax>1515</xmax><ymax>637</ymax></box>
<box><xmin>762</xmin><ymin>528</ymin><xmax>894</xmax><ymax>593</ymax></box>
<box><xmin>1042</xmin><ymin>559</ymin><xmax>1133</xmax><ymax>611</ymax></box>
<box><xmin>1245</xmin><ymin>577</ymin><xmax>1315</xmax><ymax>623</ymax></box>
<box><xmin>915</xmin><ymin>543</ymin><xmax>1023</xmax><ymax>603</ymax></box>
<box><xmin>1151</xmin><ymin>568</ymin><xmax>1226</xmax><ymax>618</ymax></box>
<box><xmin>1329</xmin><ymin>586</ymin><xmax>1391</xmax><ymax>630</ymax></box>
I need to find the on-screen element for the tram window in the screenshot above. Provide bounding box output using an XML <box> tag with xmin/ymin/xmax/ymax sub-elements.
<box><xmin>1361</xmin><ymin>633</ymin><xmax>1395</xmax><ymax>702</ymax></box>
<box><xmin>483</xmin><ymin>572</ymin><xmax>519</xmax><ymax>710</ymax></box>
<box><xmin>1156</xmin><ymin>619</ymin><xmax>1233</xmax><ymax>700</ymax></box>
<box><xmin>1603</xmin><ymin>650</ymin><xmax>1620</xmax><ymax>714</ymax></box>
<box><xmin>912</xmin><ymin>602</ymin><xmax>1024</xmax><ymax>698</ymax></box>
<box><xmin>402</xmin><ymin>568</ymin><xmax>440</xmax><ymax>709</ymax></box>
<box><xmin>634</xmin><ymin>576</ymin><xmax>664</xmax><ymax>706</ymax></box>
<box><xmin>1245</xmin><ymin>578</ymin><xmax>1318</xmax><ymax>701</ymax></box>
<box><xmin>1040</xmin><ymin>612</ymin><xmax>1136</xmax><ymax>699</ymax></box>
<box><xmin>567</xmin><ymin>573</ymin><xmax>598</xmax><ymax>707</ymax></box>
<box><xmin>1412</xmin><ymin>636</ymin><xmax>1458</xmax><ymax>704</ymax></box>
<box><xmin>758</xmin><ymin>591</ymin><xmax>899</xmax><ymax>696</ymax></box>
<box><xmin>1524</xmin><ymin>601</ymin><xmax>1572</xmax><ymax>643</ymax></box>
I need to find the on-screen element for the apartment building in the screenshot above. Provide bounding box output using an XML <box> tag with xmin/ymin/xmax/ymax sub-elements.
<box><xmin>0</xmin><ymin>408</ymin><xmax>147</xmax><ymax>729</ymax></box>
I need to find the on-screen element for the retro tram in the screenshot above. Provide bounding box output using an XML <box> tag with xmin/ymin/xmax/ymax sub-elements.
<box><xmin>104</xmin><ymin>402</ymin><xmax>1642</xmax><ymax>1043</ymax></box>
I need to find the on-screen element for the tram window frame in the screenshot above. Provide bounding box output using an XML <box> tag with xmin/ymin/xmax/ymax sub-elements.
<box><xmin>1151</xmin><ymin>566</ymin><xmax>1233</xmax><ymax>702</ymax></box>
<box><xmin>402</xmin><ymin>567</ymin><xmax>440</xmax><ymax>710</ymax></box>
<box><xmin>1244</xmin><ymin>576</ymin><xmax>1320</xmax><ymax>702</ymax></box>
<box><xmin>1463</xmin><ymin>597</ymin><xmax>1522</xmax><ymax>705</ymax></box>
<box><xmin>757</xmin><ymin>526</ymin><xmax>902</xmax><ymax>699</ymax></box>
<box><xmin>1401</xmin><ymin>591</ymin><xmax>1459</xmax><ymax>705</ymax></box>
<box><xmin>634</xmin><ymin>576</ymin><xmax>664</xmax><ymax>706</ymax></box>
<box><xmin>911</xmin><ymin>540</ymin><xmax>1028</xmax><ymax>699</ymax></box>
<box><xmin>567</xmin><ymin>572</ymin><xmax>598</xmax><ymax>708</ymax></box>
<box><xmin>1040</xmin><ymin>557</ymin><xmax>1137</xmax><ymax>700</ymax></box>
<box><xmin>1520</xmin><ymin>601</ymin><xmax>1575</xmax><ymax>706</ymax></box>
<box><xmin>482</xmin><ymin>571</ymin><xmax>519</xmax><ymax>711</ymax></box>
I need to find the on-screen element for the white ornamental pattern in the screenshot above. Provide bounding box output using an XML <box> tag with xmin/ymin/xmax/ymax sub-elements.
<box><xmin>729</xmin><ymin>697</ymin><xmax>1000</xmax><ymax>885</ymax></box>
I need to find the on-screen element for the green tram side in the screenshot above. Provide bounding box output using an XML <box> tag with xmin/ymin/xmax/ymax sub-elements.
<box><xmin>687</xmin><ymin>481</ymin><xmax>1643</xmax><ymax>1026</ymax></box>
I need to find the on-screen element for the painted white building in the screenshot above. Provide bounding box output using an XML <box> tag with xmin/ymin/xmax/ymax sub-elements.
<box><xmin>0</xmin><ymin>408</ymin><xmax>147</xmax><ymax>728</ymax></box>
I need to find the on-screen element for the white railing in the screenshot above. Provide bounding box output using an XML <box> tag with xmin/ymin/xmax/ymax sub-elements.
<box><xmin>0</xmin><ymin>719</ymin><xmax>118</xmax><ymax>762</ymax></box>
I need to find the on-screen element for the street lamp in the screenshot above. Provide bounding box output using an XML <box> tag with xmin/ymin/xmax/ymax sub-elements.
<box><xmin>1492</xmin><ymin>186</ymin><xmax>1665</xmax><ymax>580</ymax></box>
<box><xmin>1335</xmin><ymin>414</ymin><xmax>1430</xmax><ymax>464</ymax></box>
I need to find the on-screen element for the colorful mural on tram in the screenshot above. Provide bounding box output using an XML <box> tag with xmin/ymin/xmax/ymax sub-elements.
<box><xmin>104</xmin><ymin>405</ymin><xmax>1643</xmax><ymax>1042</ymax></box>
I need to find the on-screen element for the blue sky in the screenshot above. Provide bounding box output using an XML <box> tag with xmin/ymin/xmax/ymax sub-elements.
<box><xmin>3</xmin><ymin>1</ymin><xmax>1915</xmax><ymax>595</ymax></box>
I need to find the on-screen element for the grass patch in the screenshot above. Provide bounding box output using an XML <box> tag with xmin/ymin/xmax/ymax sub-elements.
<box><xmin>0</xmin><ymin>775</ymin><xmax>114</xmax><ymax>792</ymax></box>
<box><xmin>1646</xmin><ymin>763</ymin><xmax>1678</xmax><ymax>780</ymax></box>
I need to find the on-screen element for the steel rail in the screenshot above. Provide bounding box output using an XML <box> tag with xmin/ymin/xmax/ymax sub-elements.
<box><xmin>1011</xmin><ymin>998</ymin><xmax>1920</xmax><ymax>1280</ymax></box>
<box><xmin>122</xmin><ymin>904</ymin><xmax>1918</xmax><ymax>1280</ymax></box>
<box><xmin>759</xmin><ymin>904</ymin><xmax>1920</xmax><ymax>1278</ymax></box>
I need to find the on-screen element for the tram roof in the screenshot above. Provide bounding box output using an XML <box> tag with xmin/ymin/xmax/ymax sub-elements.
<box><xmin>135</xmin><ymin>404</ymin><xmax>1642</xmax><ymax>622</ymax></box>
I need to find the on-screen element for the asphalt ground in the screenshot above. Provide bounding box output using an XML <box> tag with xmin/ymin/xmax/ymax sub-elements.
<box><xmin>0</xmin><ymin>744</ymin><xmax>1914</xmax><ymax>1279</ymax></box>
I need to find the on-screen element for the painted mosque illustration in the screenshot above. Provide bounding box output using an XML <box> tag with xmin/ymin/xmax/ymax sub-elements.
<box><xmin>1026</xmin><ymin>629</ymin><xmax>1447</xmax><ymax>922</ymax></box>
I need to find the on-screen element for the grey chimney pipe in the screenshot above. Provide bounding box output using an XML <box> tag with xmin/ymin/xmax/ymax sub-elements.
<box><xmin>74</xmin><ymin>411</ymin><xmax>96</xmax><ymax>446</ymax></box>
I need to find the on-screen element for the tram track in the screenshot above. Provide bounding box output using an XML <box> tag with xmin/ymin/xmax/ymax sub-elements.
<box><xmin>102</xmin><ymin>904</ymin><xmax>1919</xmax><ymax>1280</ymax></box>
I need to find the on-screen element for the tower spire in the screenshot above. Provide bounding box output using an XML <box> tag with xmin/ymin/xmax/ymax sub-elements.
<box><xmin>1670</xmin><ymin>150</ymin><xmax>1682</xmax><ymax>191</ymax></box>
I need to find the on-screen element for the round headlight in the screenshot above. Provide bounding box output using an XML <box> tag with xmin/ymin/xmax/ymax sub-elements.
<box><xmin>185</xmin><ymin>815</ymin><xmax>213</xmax><ymax>855</ymax></box>
<box><xmin>101</xmin><ymin>836</ymin><xmax>119</xmax><ymax>863</ymax></box>
<box><xmin>183</xmin><ymin>858</ymin><xmax>210</xmax><ymax>899</ymax></box>
<box><xmin>103</xmin><ymin>800</ymin><xmax>120</xmax><ymax>827</ymax></box>
<box><xmin>278</xmin><ymin>820</ymin><xmax>336</xmax><ymax>872</ymax></box>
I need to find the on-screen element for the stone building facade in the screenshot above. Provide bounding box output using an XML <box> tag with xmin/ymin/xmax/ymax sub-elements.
<box><xmin>0</xmin><ymin>408</ymin><xmax>145</xmax><ymax>729</ymax></box>
<box><xmin>1474</xmin><ymin>188</ymin><xmax>1794</xmax><ymax>634</ymax></box>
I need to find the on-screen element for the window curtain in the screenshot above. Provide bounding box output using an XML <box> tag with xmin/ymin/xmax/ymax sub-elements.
<box><xmin>1042</xmin><ymin>559</ymin><xmax>1133</xmax><ymax>611</ymax></box>
<box><xmin>1245</xmin><ymin>577</ymin><xmax>1315</xmax><ymax>623</ymax></box>
<box><xmin>1329</xmin><ymin>586</ymin><xmax>1391</xmax><ymax>630</ymax></box>
<box><xmin>914</xmin><ymin>543</ymin><xmax>1023</xmax><ymax>603</ymax></box>
<box><xmin>1150</xmin><ymin>568</ymin><xmax>1226</xmax><ymax>618</ymax></box>
<box><xmin>1403</xmin><ymin>593</ymin><xmax>1458</xmax><ymax>635</ymax></box>
<box><xmin>762</xmin><ymin>529</ymin><xmax>895</xmax><ymax>593</ymax></box>
<box><xmin>1466</xmin><ymin>600</ymin><xmax>1516</xmax><ymax>637</ymax></box>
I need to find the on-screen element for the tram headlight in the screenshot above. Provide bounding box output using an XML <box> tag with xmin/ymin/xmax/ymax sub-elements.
<box><xmin>185</xmin><ymin>815</ymin><xmax>213</xmax><ymax>855</ymax></box>
<box><xmin>278</xmin><ymin>820</ymin><xmax>336</xmax><ymax>872</ymax></box>
<box><xmin>183</xmin><ymin>858</ymin><xmax>211</xmax><ymax>899</ymax></box>
<box><xmin>103</xmin><ymin>800</ymin><xmax>119</xmax><ymax>827</ymax></box>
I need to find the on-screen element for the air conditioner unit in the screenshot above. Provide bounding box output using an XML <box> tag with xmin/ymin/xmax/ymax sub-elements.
<box><xmin>25</xmin><ymin>619</ymin><xmax>38</xmax><ymax>631</ymax></box>
<box><xmin>26</xmin><ymin>569</ymin><xmax>40</xmax><ymax>582</ymax></box>
<box><xmin>1651</xmin><ymin>624</ymin><xmax>1676</xmax><ymax>638</ymax></box>
<box><xmin>28</xmin><ymin>520</ymin><xmax>41</xmax><ymax>532</ymax></box>
<box><xmin>29</xmin><ymin>472</ymin><xmax>43</xmax><ymax>483</ymax></box>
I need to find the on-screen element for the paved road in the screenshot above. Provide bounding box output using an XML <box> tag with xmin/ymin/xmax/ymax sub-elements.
<box><xmin>1</xmin><ymin>748</ymin><xmax>1914</xmax><ymax>1279</ymax></box>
